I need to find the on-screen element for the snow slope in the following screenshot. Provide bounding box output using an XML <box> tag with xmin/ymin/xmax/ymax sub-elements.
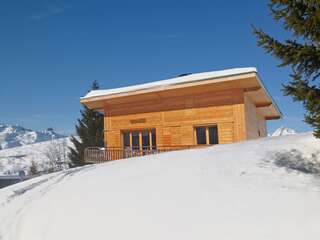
<box><xmin>0</xmin><ymin>137</ymin><xmax>71</xmax><ymax>175</ymax></box>
<box><xmin>272</xmin><ymin>126</ymin><xmax>297</xmax><ymax>137</ymax></box>
<box><xmin>0</xmin><ymin>123</ymin><xmax>65</xmax><ymax>149</ymax></box>
<box><xmin>0</xmin><ymin>133</ymin><xmax>320</xmax><ymax>240</ymax></box>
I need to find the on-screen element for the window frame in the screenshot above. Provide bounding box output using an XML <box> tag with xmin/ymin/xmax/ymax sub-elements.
<box><xmin>194</xmin><ymin>124</ymin><xmax>219</xmax><ymax>145</ymax></box>
<box><xmin>121</xmin><ymin>128</ymin><xmax>156</xmax><ymax>150</ymax></box>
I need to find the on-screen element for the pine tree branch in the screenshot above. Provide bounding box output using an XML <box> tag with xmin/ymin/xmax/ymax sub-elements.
<box><xmin>269</xmin><ymin>0</ymin><xmax>320</xmax><ymax>42</ymax></box>
<box><xmin>253</xmin><ymin>26</ymin><xmax>320</xmax><ymax>80</ymax></box>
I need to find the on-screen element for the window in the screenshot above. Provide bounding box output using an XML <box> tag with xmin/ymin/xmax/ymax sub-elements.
<box><xmin>196</xmin><ymin>127</ymin><xmax>206</xmax><ymax>145</ymax></box>
<box><xmin>195</xmin><ymin>125</ymin><xmax>218</xmax><ymax>145</ymax></box>
<box><xmin>151</xmin><ymin>129</ymin><xmax>156</xmax><ymax>150</ymax></box>
<box><xmin>122</xmin><ymin>129</ymin><xmax>156</xmax><ymax>150</ymax></box>
<box><xmin>123</xmin><ymin>132</ymin><xmax>130</xmax><ymax>148</ymax></box>
<box><xmin>208</xmin><ymin>126</ymin><xmax>218</xmax><ymax>144</ymax></box>
<box><xmin>142</xmin><ymin>130</ymin><xmax>150</xmax><ymax>150</ymax></box>
<box><xmin>132</xmin><ymin>131</ymin><xmax>140</xmax><ymax>150</ymax></box>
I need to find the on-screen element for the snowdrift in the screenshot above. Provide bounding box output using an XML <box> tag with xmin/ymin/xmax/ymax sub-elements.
<box><xmin>0</xmin><ymin>133</ymin><xmax>320</xmax><ymax>240</ymax></box>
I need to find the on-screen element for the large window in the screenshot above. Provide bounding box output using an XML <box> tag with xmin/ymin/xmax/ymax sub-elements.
<box><xmin>195</xmin><ymin>125</ymin><xmax>218</xmax><ymax>145</ymax></box>
<box><xmin>122</xmin><ymin>129</ymin><xmax>156</xmax><ymax>150</ymax></box>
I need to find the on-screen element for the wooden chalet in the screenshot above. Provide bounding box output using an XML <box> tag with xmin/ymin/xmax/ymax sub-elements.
<box><xmin>81</xmin><ymin>67</ymin><xmax>281</xmax><ymax>161</ymax></box>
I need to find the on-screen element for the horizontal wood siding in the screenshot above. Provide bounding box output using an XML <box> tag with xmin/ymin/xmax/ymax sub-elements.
<box><xmin>218</xmin><ymin>122</ymin><xmax>234</xmax><ymax>144</ymax></box>
<box><xmin>104</xmin><ymin>88</ymin><xmax>247</xmax><ymax>148</ymax></box>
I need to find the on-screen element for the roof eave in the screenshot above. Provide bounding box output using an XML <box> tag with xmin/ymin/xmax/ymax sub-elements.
<box><xmin>80</xmin><ymin>70</ymin><xmax>258</xmax><ymax>103</ymax></box>
<box><xmin>255</xmin><ymin>73</ymin><xmax>283</xmax><ymax>119</ymax></box>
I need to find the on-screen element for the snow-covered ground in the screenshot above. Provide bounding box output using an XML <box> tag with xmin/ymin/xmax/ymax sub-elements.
<box><xmin>0</xmin><ymin>133</ymin><xmax>319</xmax><ymax>240</ymax></box>
<box><xmin>0</xmin><ymin>137</ymin><xmax>71</xmax><ymax>175</ymax></box>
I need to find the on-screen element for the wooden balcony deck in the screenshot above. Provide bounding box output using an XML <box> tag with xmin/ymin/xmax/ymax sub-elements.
<box><xmin>84</xmin><ymin>146</ymin><xmax>198</xmax><ymax>163</ymax></box>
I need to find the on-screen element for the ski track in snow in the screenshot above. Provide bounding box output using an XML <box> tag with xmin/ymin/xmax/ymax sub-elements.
<box><xmin>0</xmin><ymin>165</ymin><xmax>96</xmax><ymax>240</ymax></box>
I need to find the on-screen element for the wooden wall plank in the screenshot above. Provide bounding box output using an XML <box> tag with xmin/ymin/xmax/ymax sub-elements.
<box><xmin>103</xmin><ymin>88</ymin><xmax>251</xmax><ymax>148</ymax></box>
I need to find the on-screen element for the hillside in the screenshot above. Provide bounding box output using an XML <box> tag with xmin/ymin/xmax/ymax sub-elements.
<box><xmin>0</xmin><ymin>123</ymin><xmax>65</xmax><ymax>149</ymax></box>
<box><xmin>0</xmin><ymin>137</ymin><xmax>71</xmax><ymax>175</ymax></box>
<box><xmin>0</xmin><ymin>133</ymin><xmax>319</xmax><ymax>239</ymax></box>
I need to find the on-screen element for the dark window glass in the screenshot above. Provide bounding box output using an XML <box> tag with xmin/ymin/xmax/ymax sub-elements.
<box><xmin>142</xmin><ymin>130</ymin><xmax>150</xmax><ymax>149</ymax></box>
<box><xmin>151</xmin><ymin>129</ymin><xmax>156</xmax><ymax>149</ymax></box>
<box><xmin>208</xmin><ymin>126</ymin><xmax>219</xmax><ymax>144</ymax></box>
<box><xmin>123</xmin><ymin>132</ymin><xmax>130</xmax><ymax>148</ymax></box>
<box><xmin>196</xmin><ymin>127</ymin><xmax>206</xmax><ymax>145</ymax></box>
<box><xmin>132</xmin><ymin>131</ymin><xmax>140</xmax><ymax>150</ymax></box>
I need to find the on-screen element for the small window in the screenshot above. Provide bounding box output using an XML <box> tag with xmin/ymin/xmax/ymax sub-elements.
<box><xmin>195</xmin><ymin>125</ymin><xmax>219</xmax><ymax>145</ymax></box>
<box><xmin>208</xmin><ymin>126</ymin><xmax>219</xmax><ymax>144</ymax></box>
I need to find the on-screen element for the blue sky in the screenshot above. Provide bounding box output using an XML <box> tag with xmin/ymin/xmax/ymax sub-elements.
<box><xmin>0</xmin><ymin>0</ymin><xmax>311</xmax><ymax>134</ymax></box>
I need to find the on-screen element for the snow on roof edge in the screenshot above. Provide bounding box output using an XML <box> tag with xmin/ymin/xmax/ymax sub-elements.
<box><xmin>81</xmin><ymin>67</ymin><xmax>257</xmax><ymax>100</ymax></box>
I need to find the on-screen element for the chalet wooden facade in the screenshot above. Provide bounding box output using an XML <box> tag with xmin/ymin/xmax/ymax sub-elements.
<box><xmin>81</xmin><ymin>68</ymin><xmax>281</xmax><ymax>155</ymax></box>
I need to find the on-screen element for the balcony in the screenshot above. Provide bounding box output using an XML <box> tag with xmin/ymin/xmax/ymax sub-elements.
<box><xmin>84</xmin><ymin>146</ymin><xmax>198</xmax><ymax>163</ymax></box>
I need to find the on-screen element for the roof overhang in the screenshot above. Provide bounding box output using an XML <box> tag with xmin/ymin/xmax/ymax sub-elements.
<box><xmin>80</xmin><ymin>68</ymin><xmax>282</xmax><ymax>120</ymax></box>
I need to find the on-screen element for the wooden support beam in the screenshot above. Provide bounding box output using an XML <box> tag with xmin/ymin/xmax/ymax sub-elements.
<box><xmin>205</xmin><ymin>127</ymin><xmax>210</xmax><ymax>145</ymax></box>
<box><xmin>149</xmin><ymin>130</ymin><xmax>153</xmax><ymax>149</ymax></box>
<box><xmin>266</xmin><ymin>116</ymin><xmax>281</xmax><ymax>120</ymax></box>
<box><xmin>129</xmin><ymin>131</ymin><xmax>132</xmax><ymax>148</ymax></box>
<box><xmin>256</xmin><ymin>102</ymin><xmax>272</xmax><ymax>108</ymax></box>
<box><xmin>139</xmin><ymin>132</ymin><xmax>142</xmax><ymax>150</ymax></box>
<box><xmin>244</xmin><ymin>86</ymin><xmax>261</xmax><ymax>92</ymax></box>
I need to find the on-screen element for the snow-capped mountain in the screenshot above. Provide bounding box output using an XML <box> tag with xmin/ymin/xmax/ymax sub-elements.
<box><xmin>271</xmin><ymin>126</ymin><xmax>297</xmax><ymax>137</ymax></box>
<box><xmin>0</xmin><ymin>123</ymin><xmax>65</xmax><ymax>149</ymax></box>
<box><xmin>0</xmin><ymin>137</ymin><xmax>71</xmax><ymax>175</ymax></box>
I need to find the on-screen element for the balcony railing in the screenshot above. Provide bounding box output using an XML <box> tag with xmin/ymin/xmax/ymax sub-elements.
<box><xmin>84</xmin><ymin>146</ymin><xmax>198</xmax><ymax>164</ymax></box>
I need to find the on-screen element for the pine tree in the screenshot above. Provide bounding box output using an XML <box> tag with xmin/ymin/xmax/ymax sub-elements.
<box><xmin>68</xmin><ymin>80</ymin><xmax>104</xmax><ymax>167</ymax></box>
<box><xmin>253</xmin><ymin>0</ymin><xmax>320</xmax><ymax>138</ymax></box>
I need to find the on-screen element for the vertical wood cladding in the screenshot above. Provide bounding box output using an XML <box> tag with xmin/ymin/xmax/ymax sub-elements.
<box><xmin>244</xmin><ymin>94</ymin><xmax>267</xmax><ymax>139</ymax></box>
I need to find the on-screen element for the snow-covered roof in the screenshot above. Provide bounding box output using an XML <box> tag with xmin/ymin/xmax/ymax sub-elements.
<box><xmin>82</xmin><ymin>67</ymin><xmax>257</xmax><ymax>100</ymax></box>
<box><xmin>80</xmin><ymin>67</ymin><xmax>282</xmax><ymax>119</ymax></box>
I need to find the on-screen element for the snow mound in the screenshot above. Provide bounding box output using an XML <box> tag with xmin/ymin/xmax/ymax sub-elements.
<box><xmin>0</xmin><ymin>123</ymin><xmax>65</xmax><ymax>149</ymax></box>
<box><xmin>271</xmin><ymin>126</ymin><xmax>297</xmax><ymax>136</ymax></box>
<box><xmin>0</xmin><ymin>133</ymin><xmax>320</xmax><ymax>240</ymax></box>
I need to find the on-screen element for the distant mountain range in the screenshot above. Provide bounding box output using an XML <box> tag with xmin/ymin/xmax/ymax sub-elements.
<box><xmin>0</xmin><ymin>123</ymin><xmax>66</xmax><ymax>149</ymax></box>
<box><xmin>271</xmin><ymin>126</ymin><xmax>297</xmax><ymax>137</ymax></box>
